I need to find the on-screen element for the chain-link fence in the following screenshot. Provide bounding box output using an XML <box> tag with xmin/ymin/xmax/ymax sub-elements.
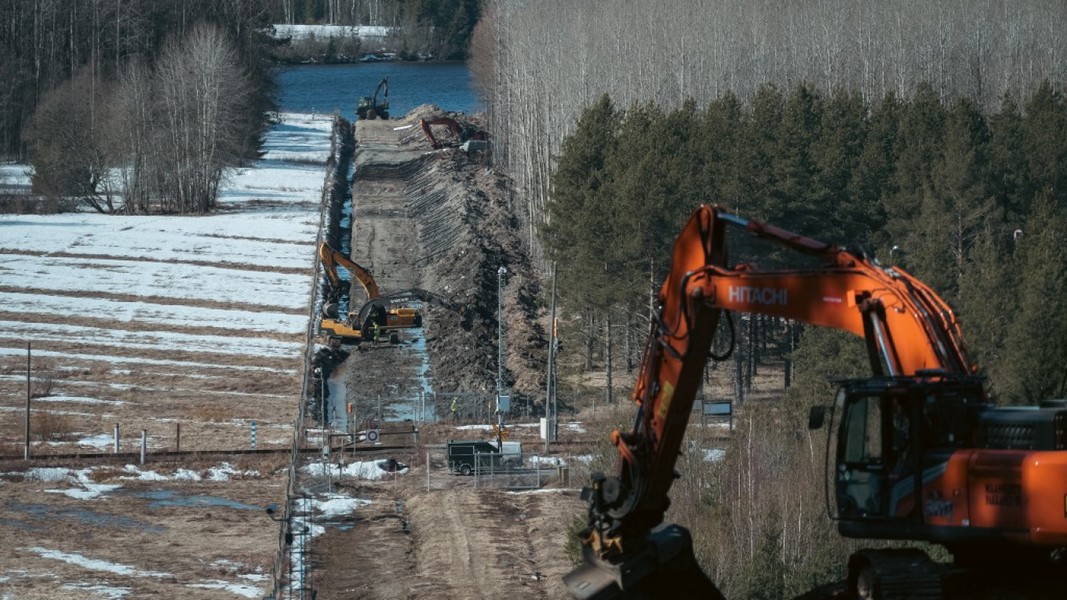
<box><xmin>421</xmin><ymin>445</ymin><xmax>573</xmax><ymax>492</ymax></box>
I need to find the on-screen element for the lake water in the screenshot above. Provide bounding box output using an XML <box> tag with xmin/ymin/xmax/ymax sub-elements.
<box><xmin>274</xmin><ymin>62</ymin><xmax>482</xmax><ymax>119</ymax></box>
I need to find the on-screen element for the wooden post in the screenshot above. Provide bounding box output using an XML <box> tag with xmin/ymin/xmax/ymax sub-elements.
<box><xmin>176</xmin><ymin>423</ymin><xmax>181</xmax><ymax>451</ymax></box>
<box><xmin>25</xmin><ymin>342</ymin><xmax>31</xmax><ymax>460</ymax></box>
<box><xmin>114</xmin><ymin>423</ymin><xmax>120</xmax><ymax>454</ymax></box>
<box><xmin>140</xmin><ymin>430</ymin><xmax>147</xmax><ymax>464</ymax></box>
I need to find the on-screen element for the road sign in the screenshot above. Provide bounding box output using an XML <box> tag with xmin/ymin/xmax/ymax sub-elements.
<box><xmin>703</xmin><ymin>400</ymin><xmax>732</xmax><ymax>416</ymax></box>
<box><xmin>366</xmin><ymin>429</ymin><xmax>381</xmax><ymax>443</ymax></box>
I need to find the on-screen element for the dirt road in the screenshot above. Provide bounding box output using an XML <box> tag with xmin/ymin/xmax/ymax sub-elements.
<box><xmin>312</xmin><ymin>472</ymin><xmax>581</xmax><ymax>599</ymax></box>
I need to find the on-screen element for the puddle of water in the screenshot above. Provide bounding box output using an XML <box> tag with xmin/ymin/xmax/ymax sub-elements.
<box><xmin>382</xmin><ymin>336</ymin><xmax>438</xmax><ymax>424</ymax></box>
<box><xmin>131</xmin><ymin>489</ymin><xmax>261</xmax><ymax>511</ymax></box>
<box><xmin>6</xmin><ymin>500</ymin><xmax>165</xmax><ymax>533</ymax></box>
<box><xmin>0</xmin><ymin>517</ymin><xmax>43</xmax><ymax>532</ymax></box>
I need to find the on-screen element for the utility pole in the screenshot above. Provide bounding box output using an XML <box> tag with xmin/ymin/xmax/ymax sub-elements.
<box><xmin>496</xmin><ymin>266</ymin><xmax>507</xmax><ymax>447</ymax></box>
<box><xmin>25</xmin><ymin>342</ymin><xmax>31</xmax><ymax>460</ymax></box>
<box><xmin>545</xmin><ymin>262</ymin><xmax>557</xmax><ymax>453</ymax></box>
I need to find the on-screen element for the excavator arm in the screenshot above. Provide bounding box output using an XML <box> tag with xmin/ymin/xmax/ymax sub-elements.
<box><xmin>566</xmin><ymin>205</ymin><xmax>974</xmax><ymax>599</ymax></box>
<box><xmin>319</xmin><ymin>242</ymin><xmax>382</xmax><ymax>302</ymax></box>
<box><xmin>420</xmin><ymin>117</ymin><xmax>463</xmax><ymax>149</ymax></box>
<box><xmin>373</xmin><ymin>76</ymin><xmax>388</xmax><ymax>106</ymax></box>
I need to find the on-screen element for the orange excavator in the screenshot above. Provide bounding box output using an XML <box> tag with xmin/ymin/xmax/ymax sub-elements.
<box><xmin>565</xmin><ymin>205</ymin><xmax>1067</xmax><ymax>599</ymax></box>
<box><xmin>419</xmin><ymin>116</ymin><xmax>487</xmax><ymax>150</ymax></box>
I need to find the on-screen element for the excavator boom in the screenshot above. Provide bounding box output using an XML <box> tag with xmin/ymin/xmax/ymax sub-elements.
<box><xmin>319</xmin><ymin>241</ymin><xmax>381</xmax><ymax>302</ymax></box>
<box><xmin>567</xmin><ymin>205</ymin><xmax>977</xmax><ymax>598</ymax></box>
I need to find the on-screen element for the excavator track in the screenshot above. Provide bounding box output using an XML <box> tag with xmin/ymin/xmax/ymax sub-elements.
<box><xmin>849</xmin><ymin>549</ymin><xmax>942</xmax><ymax>600</ymax></box>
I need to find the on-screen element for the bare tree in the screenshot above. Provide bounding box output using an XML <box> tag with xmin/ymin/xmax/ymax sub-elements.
<box><xmin>154</xmin><ymin>23</ymin><xmax>250</xmax><ymax>213</ymax></box>
<box><xmin>474</xmin><ymin>0</ymin><xmax>1067</xmax><ymax>267</ymax></box>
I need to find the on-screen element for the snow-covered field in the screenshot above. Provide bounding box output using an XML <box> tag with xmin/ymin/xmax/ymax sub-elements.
<box><xmin>0</xmin><ymin>112</ymin><xmax>333</xmax><ymax>451</ymax></box>
<box><xmin>0</xmin><ymin>113</ymin><xmax>343</xmax><ymax>599</ymax></box>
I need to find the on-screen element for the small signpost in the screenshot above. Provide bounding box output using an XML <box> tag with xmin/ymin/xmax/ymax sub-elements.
<box><xmin>701</xmin><ymin>399</ymin><xmax>733</xmax><ymax>430</ymax></box>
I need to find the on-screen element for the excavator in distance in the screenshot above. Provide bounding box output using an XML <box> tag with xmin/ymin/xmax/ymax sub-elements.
<box><xmin>564</xmin><ymin>205</ymin><xmax>1067</xmax><ymax>599</ymax></box>
<box><xmin>318</xmin><ymin>241</ymin><xmax>470</xmax><ymax>345</ymax></box>
<box><xmin>356</xmin><ymin>77</ymin><xmax>389</xmax><ymax>120</ymax></box>
<box><xmin>420</xmin><ymin>116</ymin><xmax>488</xmax><ymax>150</ymax></box>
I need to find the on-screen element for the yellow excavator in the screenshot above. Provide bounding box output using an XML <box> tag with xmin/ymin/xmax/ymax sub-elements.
<box><xmin>319</xmin><ymin>241</ymin><xmax>417</xmax><ymax>344</ymax></box>
<box><xmin>318</xmin><ymin>242</ymin><xmax>469</xmax><ymax>345</ymax></box>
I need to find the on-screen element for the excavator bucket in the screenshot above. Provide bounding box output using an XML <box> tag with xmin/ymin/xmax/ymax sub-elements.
<box><xmin>564</xmin><ymin>524</ymin><xmax>725</xmax><ymax>600</ymax></box>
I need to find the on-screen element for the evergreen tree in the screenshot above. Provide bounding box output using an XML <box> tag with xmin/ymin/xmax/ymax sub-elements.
<box><xmin>694</xmin><ymin>92</ymin><xmax>746</xmax><ymax>205</ymax></box>
<box><xmin>738</xmin><ymin>84</ymin><xmax>784</xmax><ymax>219</ymax></box>
<box><xmin>602</xmin><ymin>100</ymin><xmax>665</xmax><ymax>300</ymax></box>
<box><xmin>542</xmin><ymin>94</ymin><xmax>621</xmax><ymax>310</ymax></box>
<box><xmin>812</xmin><ymin>88</ymin><xmax>869</xmax><ymax>245</ymax></box>
<box><xmin>1022</xmin><ymin>80</ymin><xmax>1067</xmax><ymax>209</ymax></box>
<box><xmin>884</xmin><ymin>84</ymin><xmax>946</xmax><ymax>259</ymax></box>
<box><xmin>909</xmin><ymin>98</ymin><xmax>994</xmax><ymax>299</ymax></box>
<box><xmin>770</xmin><ymin>83</ymin><xmax>823</xmax><ymax>239</ymax></box>
<box><xmin>988</xmin><ymin>94</ymin><xmax>1032</xmax><ymax>222</ymax></box>
<box><xmin>956</xmin><ymin>225</ymin><xmax>1013</xmax><ymax>391</ymax></box>
<box><xmin>998</xmin><ymin>194</ymin><xmax>1067</xmax><ymax>404</ymax></box>
<box><xmin>849</xmin><ymin>93</ymin><xmax>902</xmax><ymax>260</ymax></box>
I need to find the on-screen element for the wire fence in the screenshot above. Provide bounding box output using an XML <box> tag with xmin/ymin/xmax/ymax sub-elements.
<box><xmin>269</xmin><ymin>114</ymin><xmax>353</xmax><ymax>600</ymax></box>
<box><xmin>422</xmin><ymin>447</ymin><xmax>575</xmax><ymax>492</ymax></box>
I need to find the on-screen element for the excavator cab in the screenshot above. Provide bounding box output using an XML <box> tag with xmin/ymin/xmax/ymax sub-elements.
<box><xmin>812</xmin><ymin>377</ymin><xmax>987</xmax><ymax>532</ymax></box>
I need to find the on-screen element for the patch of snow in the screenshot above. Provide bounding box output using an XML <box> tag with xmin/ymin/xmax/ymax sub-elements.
<box><xmin>0</xmin><ymin>292</ymin><xmax>307</xmax><ymax>335</ymax></box>
<box><xmin>121</xmin><ymin>465</ymin><xmax>169</xmax><ymax>481</ymax></box>
<box><xmin>24</xmin><ymin>467</ymin><xmax>73</xmax><ymax>482</ymax></box>
<box><xmin>0</xmin><ymin>320</ymin><xmax>302</xmax><ymax>358</ymax></box>
<box><xmin>301</xmin><ymin>459</ymin><xmax>404</xmax><ymax>481</ymax></box>
<box><xmin>313</xmin><ymin>493</ymin><xmax>372</xmax><ymax>518</ymax></box>
<box><xmin>527</xmin><ymin>455</ymin><xmax>567</xmax><ymax>467</ymax></box>
<box><xmin>62</xmin><ymin>583</ymin><xmax>132</xmax><ymax>599</ymax></box>
<box><xmin>187</xmin><ymin>580</ymin><xmax>263</xmax><ymax>598</ymax></box>
<box><xmin>0</xmin><ymin>163</ymin><xmax>32</xmax><ymax>193</ymax></box>
<box><xmin>29</xmin><ymin>547</ymin><xmax>171</xmax><ymax>578</ymax></box>
<box><xmin>703</xmin><ymin>448</ymin><xmax>726</xmax><ymax>462</ymax></box>
<box><xmin>50</xmin><ymin>483</ymin><xmax>121</xmax><ymax>500</ymax></box>
<box><xmin>207</xmin><ymin>463</ymin><xmax>259</xmax><ymax>481</ymax></box>
<box><xmin>44</xmin><ymin>468</ymin><xmax>122</xmax><ymax>500</ymax></box>
<box><xmin>77</xmin><ymin>434</ymin><xmax>117</xmax><ymax>450</ymax></box>
<box><xmin>35</xmin><ymin>395</ymin><xmax>127</xmax><ymax>406</ymax></box>
<box><xmin>0</xmin><ymin>347</ymin><xmax>296</xmax><ymax>374</ymax></box>
<box><xmin>174</xmin><ymin>469</ymin><xmax>203</xmax><ymax>482</ymax></box>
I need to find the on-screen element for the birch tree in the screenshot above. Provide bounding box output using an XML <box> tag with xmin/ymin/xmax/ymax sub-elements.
<box><xmin>154</xmin><ymin>23</ymin><xmax>250</xmax><ymax>213</ymax></box>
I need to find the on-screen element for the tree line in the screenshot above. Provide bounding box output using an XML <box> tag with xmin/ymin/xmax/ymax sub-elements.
<box><xmin>0</xmin><ymin>0</ymin><xmax>276</xmax><ymax>213</ymax></box>
<box><xmin>1</xmin><ymin>0</ymin><xmax>480</xmax><ymax>214</ymax></box>
<box><xmin>472</xmin><ymin>0</ymin><xmax>1067</xmax><ymax>260</ymax></box>
<box><xmin>549</xmin><ymin>80</ymin><xmax>1067</xmax><ymax>407</ymax></box>
<box><xmin>267</xmin><ymin>0</ymin><xmax>480</xmax><ymax>60</ymax></box>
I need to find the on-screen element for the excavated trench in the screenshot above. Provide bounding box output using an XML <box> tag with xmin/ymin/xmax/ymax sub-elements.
<box><xmin>311</xmin><ymin>107</ymin><xmax>549</xmax><ymax>438</ymax></box>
